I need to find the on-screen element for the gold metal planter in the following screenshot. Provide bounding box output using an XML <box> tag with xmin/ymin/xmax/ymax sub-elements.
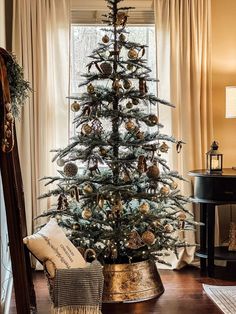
<box><xmin>102</xmin><ymin>259</ymin><xmax>164</xmax><ymax>303</ymax></box>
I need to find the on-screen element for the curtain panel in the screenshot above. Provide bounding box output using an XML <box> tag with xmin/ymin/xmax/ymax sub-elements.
<box><xmin>154</xmin><ymin>0</ymin><xmax>213</xmax><ymax>268</ymax></box>
<box><xmin>12</xmin><ymin>0</ymin><xmax>70</xmax><ymax>234</ymax></box>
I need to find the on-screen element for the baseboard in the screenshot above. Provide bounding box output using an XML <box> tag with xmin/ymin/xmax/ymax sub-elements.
<box><xmin>1</xmin><ymin>274</ymin><xmax>13</xmax><ymax>314</ymax></box>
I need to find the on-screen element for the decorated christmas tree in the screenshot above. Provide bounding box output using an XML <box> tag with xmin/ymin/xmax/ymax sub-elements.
<box><xmin>39</xmin><ymin>0</ymin><xmax>196</xmax><ymax>266</ymax></box>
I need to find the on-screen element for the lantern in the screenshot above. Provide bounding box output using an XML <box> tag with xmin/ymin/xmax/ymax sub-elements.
<box><xmin>206</xmin><ymin>141</ymin><xmax>223</xmax><ymax>173</ymax></box>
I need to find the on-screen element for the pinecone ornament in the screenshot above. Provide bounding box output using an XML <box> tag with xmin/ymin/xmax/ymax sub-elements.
<box><xmin>81</xmin><ymin>208</ymin><xmax>92</xmax><ymax>219</ymax></box>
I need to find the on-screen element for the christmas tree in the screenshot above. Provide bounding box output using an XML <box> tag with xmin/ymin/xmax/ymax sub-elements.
<box><xmin>39</xmin><ymin>0</ymin><xmax>196</xmax><ymax>265</ymax></box>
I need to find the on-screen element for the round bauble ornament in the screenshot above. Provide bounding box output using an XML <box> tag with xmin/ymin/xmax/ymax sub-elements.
<box><xmin>112</xmin><ymin>79</ymin><xmax>122</xmax><ymax>91</ymax></box>
<box><xmin>160</xmin><ymin>142</ymin><xmax>169</xmax><ymax>153</ymax></box>
<box><xmin>171</xmin><ymin>181</ymin><xmax>178</xmax><ymax>190</ymax></box>
<box><xmin>63</xmin><ymin>162</ymin><xmax>78</xmax><ymax>177</ymax></box>
<box><xmin>160</xmin><ymin>185</ymin><xmax>170</xmax><ymax>196</ymax></box>
<box><xmin>147</xmin><ymin>114</ymin><xmax>159</xmax><ymax>126</ymax></box>
<box><xmin>141</xmin><ymin>230</ymin><xmax>156</xmax><ymax>245</ymax></box>
<box><xmin>102</xmin><ymin>34</ymin><xmax>109</xmax><ymax>43</ymax></box>
<box><xmin>132</xmin><ymin>98</ymin><xmax>139</xmax><ymax>106</ymax></box>
<box><xmin>139</xmin><ymin>202</ymin><xmax>150</xmax><ymax>214</ymax></box>
<box><xmin>127</xmin><ymin>63</ymin><xmax>134</xmax><ymax>71</ymax></box>
<box><xmin>73</xmin><ymin>224</ymin><xmax>79</xmax><ymax>230</ymax></box>
<box><xmin>82</xmin><ymin>208</ymin><xmax>92</xmax><ymax>219</ymax></box>
<box><xmin>123</xmin><ymin>79</ymin><xmax>132</xmax><ymax>90</ymax></box>
<box><xmin>177</xmin><ymin>212</ymin><xmax>187</xmax><ymax>221</ymax></box>
<box><xmin>125</xmin><ymin>119</ymin><xmax>135</xmax><ymax>131</ymax></box>
<box><xmin>119</xmin><ymin>33</ymin><xmax>126</xmax><ymax>42</ymax></box>
<box><xmin>87</xmin><ymin>83</ymin><xmax>95</xmax><ymax>94</ymax></box>
<box><xmin>126</xmin><ymin>101</ymin><xmax>133</xmax><ymax>109</ymax></box>
<box><xmin>83</xmin><ymin>183</ymin><xmax>93</xmax><ymax>194</ymax></box>
<box><xmin>128</xmin><ymin>48</ymin><xmax>138</xmax><ymax>59</ymax></box>
<box><xmin>99</xmin><ymin>147</ymin><xmax>107</xmax><ymax>157</ymax></box>
<box><xmin>146</xmin><ymin>164</ymin><xmax>160</xmax><ymax>180</ymax></box>
<box><xmin>82</xmin><ymin>123</ymin><xmax>92</xmax><ymax>135</ymax></box>
<box><xmin>57</xmin><ymin>158</ymin><xmax>65</xmax><ymax>167</ymax></box>
<box><xmin>71</xmin><ymin>101</ymin><xmax>80</xmax><ymax>112</ymax></box>
<box><xmin>136</xmin><ymin>130</ymin><xmax>144</xmax><ymax>140</ymax></box>
<box><xmin>164</xmin><ymin>224</ymin><xmax>174</xmax><ymax>233</ymax></box>
<box><xmin>100</xmin><ymin>62</ymin><xmax>112</xmax><ymax>76</ymax></box>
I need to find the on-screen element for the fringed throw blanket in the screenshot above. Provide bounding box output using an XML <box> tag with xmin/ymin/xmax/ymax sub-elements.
<box><xmin>49</xmin><ymin>261</ymin><xmax>104</xmax><ymax>314</ymax></box>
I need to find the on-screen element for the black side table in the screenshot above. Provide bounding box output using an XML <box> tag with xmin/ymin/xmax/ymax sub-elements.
<box><xmin>189</xmin><ymin>169</ymin><xmax>236</xmax><ymax>277</ymax></box>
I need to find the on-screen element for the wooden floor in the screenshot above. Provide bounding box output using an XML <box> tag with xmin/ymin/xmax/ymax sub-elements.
<box><xmin>10</xmin><ymin>265</ymin><xmax>236</xmax><ymax>314</ymax></box>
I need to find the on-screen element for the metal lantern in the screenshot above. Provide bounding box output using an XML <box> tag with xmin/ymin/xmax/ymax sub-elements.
<box><xmin>206</xmin><ymin>141</ymin><xmax>223</xmax><ymax>173</ymax></box>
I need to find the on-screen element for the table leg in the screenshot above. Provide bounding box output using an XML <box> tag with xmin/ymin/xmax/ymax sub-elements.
<box><xmin>207</xmin><ymin>204</ymin><xmax>215</xmax><ymax>277</ymax></box>
<box><xmin>200</xmin><ymin>203</ymin><xmax>207</xmax><ymax>272</ymax></box>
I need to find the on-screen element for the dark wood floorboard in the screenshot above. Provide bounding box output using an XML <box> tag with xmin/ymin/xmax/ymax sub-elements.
<box><xmin>9</xmin><ymin>265</ymin><xmax>236</xmax><ymax>314</ymax></box>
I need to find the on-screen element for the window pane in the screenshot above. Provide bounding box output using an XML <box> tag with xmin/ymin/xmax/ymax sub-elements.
<box><xmin>70</xmin><ymin>25</ymin><xmax>157</xmax><ymax>138</ymax></box>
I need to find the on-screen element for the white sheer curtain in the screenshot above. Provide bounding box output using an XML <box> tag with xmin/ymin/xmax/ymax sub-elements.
<box><xmin>12</xmin><ymin>0</ymin><xmax>70</xmax><ymax>235</ymax></box>
<box><xmin>155</xmin><ymin>0</ymin><xmax>213</xmax><ymax>268</ymax></box>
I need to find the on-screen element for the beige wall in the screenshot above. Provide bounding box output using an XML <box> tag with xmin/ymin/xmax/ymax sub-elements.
<box><xmin>212</xmin><ymin>0</ymin><xmax>236</xmax><ymax>167</ymax></box>
<box><xmin>0</xmin><ymin>0</ymin><xmax>6</xmax><ymax>47</ymax></box>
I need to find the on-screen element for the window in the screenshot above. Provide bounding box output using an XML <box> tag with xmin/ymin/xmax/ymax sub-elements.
<box><xmin>70</xmin><ymin>25</ymin><xmax>157</xmax><ymax>137</ymax></box>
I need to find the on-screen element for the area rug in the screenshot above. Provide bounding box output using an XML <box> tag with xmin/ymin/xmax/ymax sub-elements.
<box><xmin>203</xmin><ymin>284</ymin><xmax>236</xmax><ymax>314</ymax></box>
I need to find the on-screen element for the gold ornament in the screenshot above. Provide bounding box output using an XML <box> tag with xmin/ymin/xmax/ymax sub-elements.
<box><xmin>112</xmin><ymin>79</ymin><xmax>122</xmax><ymax>91</ymax></box>
<box><xmin>160</xmin><ymin>142</ymin><xmax>169</xmax><ymax>153</ymax></box>
<box><xmin>57</xmin><ymin>158</ymin><xmax>65</xmax><ymax>167</ymax></box>
<box><xmin>82</xmin><ymin>208</ymin><xmax>92</xmax><ymax>219</ymax></box>
<box><xmin>160</xmin><ymin>185</ymin><xmax>170</xmax><ymax>196</ymax></box>
<box><xmin>82</xmin><ymin>123</ymin><xmax>92</xmax><ymax>135</ymax></box>
<box><xmin>87</xmin><ymin>83</ymin><xmax>95</xmax><ymax>94</ymax></box>
<box><xmin>100</xmin><ymin>62</ymin><xmax>113</xmax><ymax>76</ymax></box>
<box><xmin>128</xmin><ymin>48</ymin><xmax>138</xmax><ymax>59</ymax></box>
<box><xmin>126</xmin><ymin>101</ymin><xmax>133</xmax><ymax>109</ymax></box>
<box><xmin>98</xmin><ymin>196</ymin><xmax>104</xmax><ymax>209</ymax></box>
<box><xmin>83</xmin><ymin>183</ymin><xmax>93</xmax><ymax>194</ymax></box>
<box><xmin>132</xmin><ymin>98</ymin><xmax>139</xmax><ymax>105</ymax></box>
<box><xmin>99</xmin><ymin>147</ymin><xmax>107</xmax><ymax>157</ymax></box>
<box><xmin>116</xmin><ymin>12</ymin><xmax>127</xmax><ymax>26</ymax></box>
<box><xmin>126</xmin><ymin>230</ymin><xmax>145</xmax><ymax>249</ymax></box>
<box><xmin>73</xmin><ymin>224</ymin><xmax>79</xmax><ymax>230</ymax></box>
<box><xmin>164</xmin><ymin>224</ymin><xmax>174</xmax><ymax>233</ymax></box>
<box><xmin>147</xmin><ymin>114</ymin><xmax>158</xmax><ymax>126</ymax></box>
<box><xmin>139</xmin><ymin>202</ymin><xmax>150</xmax><ymax>214</ymax></box>
<box><xmin>141</xmin><ymin>230</ymin><xmax>156</xmax><ymax>245</ymax></box>
<box><xmin>123</xmin><ymin>79</ymin><xmax>132</xmax><ymax>90</ymax></box>
<box><xmin>71</xmin><ymin>101</ymin><xmax>80</xmax><ymax>112</ymax></box>
<box><xmin>127</xmin><ymin>63</ymin><xmax>134</xmax><ymax>71</ymax></box>
<box><xmin>119</xmin><ymin>33</ymin><xmax>126</xmax><ymax>42</ymax></box>
<box><xmin>102</xmin><ymin>35</ymin><xmax>109</xmax><ymax>43</ymax></box>
<box><xmin>63</xmin><ymin>162</ymin><xmax>78</xmax><ymax>177</ymax></box>
<box><xmin>136</xmin><ymin>130</ymin><xmax>144</xmax><ymax>140</ymax></box>
<box><xmin>125</xmin><ymin>119</ymin><xmax>135</xmax><ymax>131</ymax></box>
<box><xmin>171</xmin><ymin>181</ymin><xmax>178</xmax><ymax>190</ymax></box>
<box><xmin>177</xmin><ymin>212</ymin><xmax>187</xmax><ymax>221</ymax></box>
<box><xmin>146</xmin><ymin>163</ymin><xmax>160</xmax><ymax>180</ymax></box>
